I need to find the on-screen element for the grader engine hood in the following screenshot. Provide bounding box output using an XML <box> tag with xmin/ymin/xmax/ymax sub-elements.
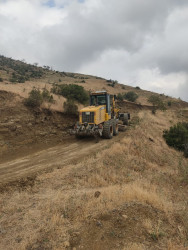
<box><xmin>79</xmin><ymin>105</ymin><xmax>106</xmax><ymax>125</ymax></box>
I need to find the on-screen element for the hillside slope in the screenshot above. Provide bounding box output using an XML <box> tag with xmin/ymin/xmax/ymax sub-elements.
<box><xmin>0</xmin><ymin>55</ymin><xmax>183</xmax><ymax>110</ymax></box>
<box><xmin>0</xmin><ymin>109</ymin><xmax>188</xmax><ymax>249</ymax></box>
<box><xmin>0</xmin><ymin>56</ymin><xmax>188</xmax><ymax>249</ymax></box>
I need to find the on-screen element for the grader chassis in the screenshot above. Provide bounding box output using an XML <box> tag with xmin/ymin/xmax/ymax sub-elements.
<box><xmin>72</xmin><ymin>91</ymin><xmax>130</xmax><ymax>139</ymax></box>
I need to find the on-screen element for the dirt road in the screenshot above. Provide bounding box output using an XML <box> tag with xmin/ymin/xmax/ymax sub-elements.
<box><xmin>0</xmin><ymin>136</ymin><xmax>120</xmax><ymax>187</ymax></box>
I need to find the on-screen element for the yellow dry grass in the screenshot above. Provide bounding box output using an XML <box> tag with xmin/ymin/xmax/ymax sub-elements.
<box><xmin>0</xmin><ymin>110</ymin><xmax>188</xmax><ymax>249</ymax></box>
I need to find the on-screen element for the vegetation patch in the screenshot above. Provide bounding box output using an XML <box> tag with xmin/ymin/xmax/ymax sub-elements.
<box><xmin>63</xmin><ymin>100</ymin><xmax>78</xmax><ymax>115</ymax></box>
<box><xmin>148</xmin><ymin>95</ymin><xmax>167</xmax><ymax>114</ymax></box>
<box><xmin>106</xmin><ymin>79</ymin><xmax>118</xmax><ymax>87</ymax></box>
<box><xmin>51</xmin><ymin>83</ymin><xmax>89</xmax><ymax>104</ymax></box>
<box><xmin>0</xmin><ymin>55</ymin><xmax>44</xmax><ymax>83</ymax></box>
<box><xmin>163</xmin><ymin>122</ymin><xmax>188</xmax><ymax>158</ymax></box>
<box><xmin>24</xmin><ymin>88</ymin><xmax>54</xmax><ymax>108</ymax></box>
<box><xmin>124</xmin><ymin>91</ymin><xmax>138</xmax><ymax>102</ymax></box>
<box><xmin>117</xmin><ymin>91</ymin><xmax>138</xmax><ymax>102</ymax></box>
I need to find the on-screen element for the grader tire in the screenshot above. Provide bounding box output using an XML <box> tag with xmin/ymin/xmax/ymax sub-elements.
<box><xmin>112</xmin><ymin>119</ymin><xmax>119</xmax><ymax>136</ymax></box>
<box><xmin>102</xmin><ymin>121</ymin><xmax>113</xmax><ymax>139</ymax></box>
<box><xmin>123</xmin><ymin>114</ymin><xmax>129</xmax><ymax>125</ymax></box>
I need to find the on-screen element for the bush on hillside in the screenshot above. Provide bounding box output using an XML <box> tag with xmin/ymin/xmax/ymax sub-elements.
<box><xmin>163</xmin><ymin>123</ymin><xmax>188</xmax><ymax>157</ymax></box>
<box><xmin>124</xmin><ymin>91</ymin><xmax>138</xmax><ymax>102</ymax></box>
<box><xmin>0</xmin><ymin>77</ymin><xmax>3</xmax><ymax>82</ymax></box>
<box><xmin>148</xmin><ymin>95</ymin><xmax>167</xmax><ymax>112</ymax></box>
<box><xmin>51</xmin><ymin>84</ymin><xmax>89</xmax><ymax>104</ymax></box>
<box><xmin>41</xmin><ymin>88</ymin><xmax>54</xmax><ymax>103</ymax></box>
<box><xmin>63</xmin><ymin>100</ymin><xmax>78</xmax><ymax>115</ymax></box>
<box><xmin>117</xmin><ymin>93</ymin><xmax>124</xmax><ymax>101</ymax></box>
<box><xmin>106</xmin><ymin>79</ymin><xmax>118</xmax><ymax>87</ymax></box>
<box><xmin>24</xmin><ymin>89</ymin><xmax>43</xmax><ymax>108</ymax></box>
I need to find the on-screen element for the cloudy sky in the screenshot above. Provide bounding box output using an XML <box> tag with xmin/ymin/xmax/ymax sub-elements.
<box><xmin>0</xmin><ymin>0</ymin><xmax>188</xmax><ymax>101</ymax></box>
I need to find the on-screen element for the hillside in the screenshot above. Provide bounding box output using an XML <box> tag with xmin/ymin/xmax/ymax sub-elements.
<box><xmin>0</xmin><ymin>56</ymin><xmax>188</xmax><ymax>250</ymax></box>
<box><xmin>0</xmin><ymin>55</ymin><xmax>183</xmax><ymax>109</ymax></box>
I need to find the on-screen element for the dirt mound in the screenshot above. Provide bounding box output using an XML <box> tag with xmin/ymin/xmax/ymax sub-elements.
<box><xmin>0</xmin><ymin>90</ymin><xmax>77</xmax><ymax>162</ymax></box>
<box><xmin>72</xmin><ymin>202</ymin><xmax>177</xmax><ymax>250</ymax></box>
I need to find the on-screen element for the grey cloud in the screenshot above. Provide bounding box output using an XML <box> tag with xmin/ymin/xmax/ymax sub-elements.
<box><xmin>0</xmin><ymin>0</ymin><xmax>188</xmax><ymax>100</ymax></box>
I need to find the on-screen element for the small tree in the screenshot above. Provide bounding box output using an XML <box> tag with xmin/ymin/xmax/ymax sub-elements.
<box><xmin>24</xmin><ymin>89</ymin><xmax>43</xmax><ymax>107</ymax></box>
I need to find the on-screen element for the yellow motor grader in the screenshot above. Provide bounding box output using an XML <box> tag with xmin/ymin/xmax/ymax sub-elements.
<box><xmin>72</xmin><ymin>91</ymin><xmax>130</xmax><ymax>139</ymax></box>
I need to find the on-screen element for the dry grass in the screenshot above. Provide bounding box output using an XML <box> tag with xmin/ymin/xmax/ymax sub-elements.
<box><xmin>0</xmin><ymin>110</ymin><xmax>188</xmax><ymax>249</ymax></box>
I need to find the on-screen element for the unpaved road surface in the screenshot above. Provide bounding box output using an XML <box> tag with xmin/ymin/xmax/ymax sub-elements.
<box><xmin>0</xmin><ymin>136</ymin><xmax>120</xmax><ymax>187</ymax></box>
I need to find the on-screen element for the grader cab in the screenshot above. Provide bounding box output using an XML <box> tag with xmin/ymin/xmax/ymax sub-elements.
<box><xmin>73</xmin><ymin>91</ymin><xmax>130</xmax><ymax>139</ymax></box>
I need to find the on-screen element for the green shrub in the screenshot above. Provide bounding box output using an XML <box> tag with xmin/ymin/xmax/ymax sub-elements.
<box><xmin>51</xmin><ymin>84</ymin><xmax>89</xmax><ymax>104</ymax></box>
<box><xmin>117</xmin><ymin>93</ymin><xmax>124</xmax><ymax>101</ymax></box>
<box><xmin>63</xmin><ymin>100</ymin><xmax>78</xmax><ymax>115</ymax></box>
<box><xmin>135</xmin><ymin>86</ymin><xmax>140</xmax><ymax>90</ymax></box>
<box><xmin>124</xmin><ymin>91</ymin><xmax>138</xmax><ymax>102</ymax></box>
<box><xmin>0</xmin><ymin>77</ymin><xmax>3</xmax><ymax>82</ymax></box>
<box><xmin>148</xmin><ymin>95</ymin><xmax>167</xmax><ymax>111</ymax></box>
<box><xmin>24</xmin><ymin>89</ymin><xmax>43</xmax><ymax>108</ymax></box>
<box><xmin>41</xmin><ymin>88</ymin><xmax>54</xmax><ymax>103</ymax></box>
<box><xmin>163</xmin><ymin>123</ymin><xmax>188</xmax><ymax>157</ymax></box>
<box><xmin>148</xmin><ymin>95</ymin><xmax>160</xmax><ymax>106</ymax></box>
<box><xmin>18</xmin><ymin>76</ymin><xmax>25</xmax><ymax>83</ymax></box>
<box><xmin>107</xmin><ymin>79</ymin><xmax>118</xmax><ymax>87</ymax></box>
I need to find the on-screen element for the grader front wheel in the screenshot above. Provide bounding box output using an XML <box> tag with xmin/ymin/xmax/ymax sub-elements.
<box><xmin>102</xmin><ymin>121</ymin><xmax>113</xmax><ymax>139</ymax></box>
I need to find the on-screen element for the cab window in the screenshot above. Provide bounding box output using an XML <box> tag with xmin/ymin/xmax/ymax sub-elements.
<box><xmin>90</xmin><ymin>95</ymin><xmax>106</xmax><ymax>106</ymax></box>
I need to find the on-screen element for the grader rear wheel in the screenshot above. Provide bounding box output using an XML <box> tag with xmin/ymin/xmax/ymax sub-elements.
<box><xmin>123</xmin><ymin>114</ymin><xmax>129</xmax><ymax>125</ymax></box>
<box><xmin>102</xmin><ymin>121</ymin><xmax>113</xmax><ymax>139</ymax></box>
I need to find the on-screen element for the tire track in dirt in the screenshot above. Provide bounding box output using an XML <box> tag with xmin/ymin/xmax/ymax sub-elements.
<box><xmin>0</xmin><ymin>137</ymin><xmax>118</xmax><ymax>186</ymax></box>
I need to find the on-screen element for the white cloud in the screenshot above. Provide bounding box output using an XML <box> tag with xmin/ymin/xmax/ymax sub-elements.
<box><xmin>0</xmin><ymin>0</ymin><xmax>188</xmax><ymax>100</ymax></box>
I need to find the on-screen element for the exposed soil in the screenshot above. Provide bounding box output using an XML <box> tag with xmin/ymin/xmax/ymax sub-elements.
<box><xmin>0</xmin><ymin>137</ymin><xmax>109</xmax><ymax>190</ymax></box>
<box><xmin>0</xmin><ymin>90</ymin><xmax>129</xmax><ymax>190</ymax></box>
<box><xmin>0</xmin><ymin>90</ymin><xmax>77</xmax><ymax>163</ymax></box>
